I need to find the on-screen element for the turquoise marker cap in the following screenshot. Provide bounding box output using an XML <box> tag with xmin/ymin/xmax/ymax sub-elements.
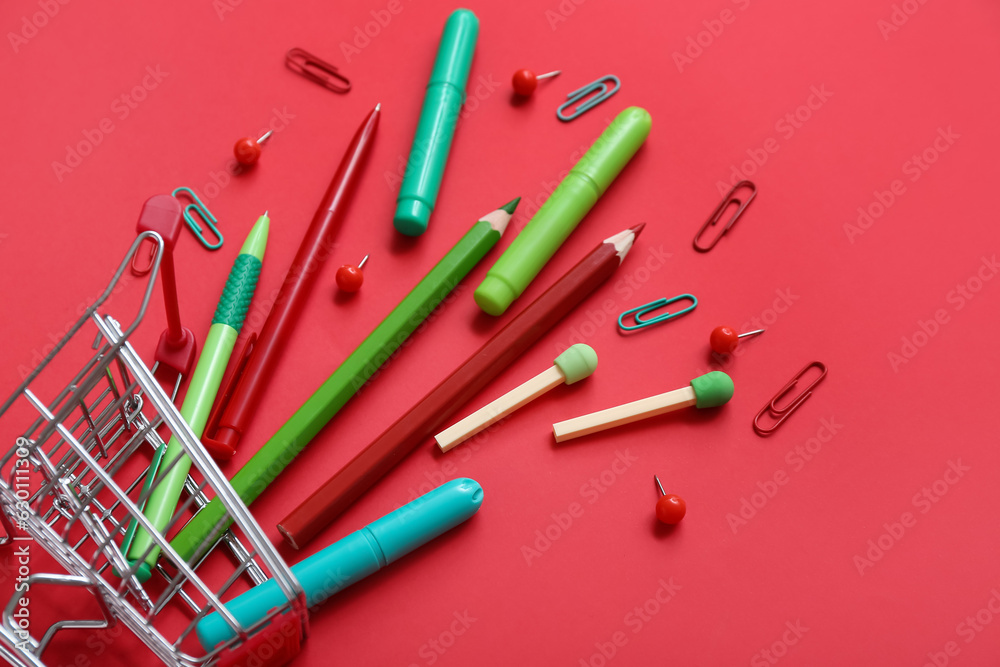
<box><xmin>196</xmin><ymin>478</ymin><xmax>484</xmax><ymax>650</ymax></box>
<box><xmin>394</xmin><ymin>9</ymin><xmax>479</xmax><ymax>236</ymax></box>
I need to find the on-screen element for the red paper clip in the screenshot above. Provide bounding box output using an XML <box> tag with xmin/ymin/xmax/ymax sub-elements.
<box><xmin>285</xmin><ymin>48</ymin><xmax>351</xmax><ymax>93</ymax></box>
<box><xmin>693</xmin><ymin>180</ymin><xmax>757</xmax><ymax>252</ymax></box>
<box><xmin>753</xmin><ymin>361</ymin><xmax>827</xmax><ymax>436</ymax></box>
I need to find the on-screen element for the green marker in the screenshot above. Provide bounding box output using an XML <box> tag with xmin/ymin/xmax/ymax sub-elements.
<box><xmin>474</xmin><ymin>106</ymin><xmax>652</xmax><ymax>316</ymax></box>
<box><xmin>170</xmin><ymin>198</ymin><xmax>518</xmax><ymax>564</ymax></box>
<box><xmin>394</xmin><ymin>9</ymin><xmax>479</xmax><ymax>237</ymax></box>
<box><xmin>125</xmin><ymin>213</ymin><xmax>269</xmax><ymax>582</ymax></box>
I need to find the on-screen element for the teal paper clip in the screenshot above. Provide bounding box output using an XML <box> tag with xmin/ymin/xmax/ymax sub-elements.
<box><xmin>618</xmin><ymin>294</ymin><xmax>698</xmax><ymax>332</ymax></box>
<box><xmin>557</xmin><ymin>75</ymin><xmax>621</xmax><ymax>122</ymax></box>
<box><xmin>172</xmin><ymin>186</ymin><xmax>223</xmax><ymax>250</ymax></box>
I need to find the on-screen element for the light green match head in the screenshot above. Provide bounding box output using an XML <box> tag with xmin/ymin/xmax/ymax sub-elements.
<box><xmin>554</xmin><ymin>344</ymin><xmax>598</xmax><ymax>385</ymax></box>
<box><xmin>690</xmin><ymin>371</ymin><xmax>734</xmax><ymax>408</ymax></box>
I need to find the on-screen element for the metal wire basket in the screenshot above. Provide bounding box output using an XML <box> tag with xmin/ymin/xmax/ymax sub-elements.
<box><xmin>0</xmin><ymin>231</ymin><xmax>308</xmax><ymax>666</ymax></box>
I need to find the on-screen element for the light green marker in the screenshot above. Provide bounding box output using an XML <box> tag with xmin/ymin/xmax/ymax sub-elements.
<box><xmin>125</xmin><ymin>213</ymin><xmax>269</xmax><ymax>582</ymax></box>
<box><xmin>474</xmin><ymin>106</ymin><xmax>651</xmax><ymax>316</ymax></box>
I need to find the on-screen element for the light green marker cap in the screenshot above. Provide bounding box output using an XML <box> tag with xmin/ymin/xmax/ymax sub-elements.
<box><xmin>554</xmin><ymin>344</ymin><xmax>598</xmax><ymax>384</ymax></box>
<box><xmin>473</xmin><ymin>107</ymin><xmax>652</xmax><ymax>315</ymax></box>
<box><xmin>690</xmin><ymin>371</ymin><xmax>734</xmax><ymax>408</ymax></box>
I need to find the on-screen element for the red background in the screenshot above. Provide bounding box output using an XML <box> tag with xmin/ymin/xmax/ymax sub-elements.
<box><xmin>2</xmin><ymin>0</ymin><xmax>999</xmax><ymax>665</ymax></box>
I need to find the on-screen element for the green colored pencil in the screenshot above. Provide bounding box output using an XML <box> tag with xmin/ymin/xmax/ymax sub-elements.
<box><xmin>171</xmin><ymin>198</ymin><xmax>519</xmax><ymax>563</ymax></box>
<box><xmin>125</xmin><ymin>213</ymin><xmax>269</xmax><ymax>582</ymax></box>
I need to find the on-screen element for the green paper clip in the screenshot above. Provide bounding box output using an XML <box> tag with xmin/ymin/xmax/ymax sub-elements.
<box><xmin>172</xmin><ymin>186</ymin><xmax>223</xmax><ymax>250</ymax></box>
<box><xmin>618</xmin><ymin>294</ymin><xmax>698</xmax><ymax>332</ymax></box>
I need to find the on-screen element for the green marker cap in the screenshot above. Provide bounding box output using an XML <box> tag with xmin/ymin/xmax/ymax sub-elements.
<box><xmin>574</xmin><ymin>107</ymin><xmax>652</xmax><ymax>196</ymax></box>
<box><xmin>395</xmin><ymin>200</ymin><xmax>434</xmax><ymax>237</ymax></box>
<box><xmin>393</xmin><ymin>9</ymin><xmax>479</xmax><ymax>236</ymax></box>
<box><xmin>473</xmin><ymin>106</ymin><xmax>651</xmax><ymax>315</ymax></box>
<box><xmin>475</xmin><ymin>275</ymin><xmax>517</xmax><ymax>317</ymax></box>
<box><xmin>429</xmin><ymin>8</ymin><xmax>478</xmax><ymax>88</ymax></box>
<box><xmin>554</xmin><ymin>344</ymin><xmax>598</xmax><ymax>384</ymax></box>
<box><xmin>690</xmin><ymin>371</ymin><xmax>734</xmax><ymax>408</ymax></box>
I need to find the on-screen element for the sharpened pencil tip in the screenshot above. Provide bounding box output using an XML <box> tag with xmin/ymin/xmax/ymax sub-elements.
<box><xmin>605</xmin><ymin>225</ymin><xmax>641</xmax><ymax>262</ymax></box>
<box><xmin>486</xmin><ymin>197</ymin><xmax>520</xmax><ymax>234</ymax></box>
<box><xmin>263</xmin><ymin>210</ymin><xmax>269</xmax><ymax>217</ymax></box>
<box><xmin>375</xmin><ymin>102</ymin><xmax>381</xmax><ymax>111</ymax></box>
<box><xmin>499</xmin><ymin>197</ymin><xmax>521</xmax><ymax>214</ymax></box>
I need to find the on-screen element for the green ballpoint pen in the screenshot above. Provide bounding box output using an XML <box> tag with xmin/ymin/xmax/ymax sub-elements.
<box><xmin>124</xmin><ymin>212</ymin><xmax>269</xmax><ymax>582</ymax></box>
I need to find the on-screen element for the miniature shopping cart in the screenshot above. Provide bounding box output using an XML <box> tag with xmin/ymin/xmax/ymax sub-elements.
<box><xmin>0</xmin><ymin>227</ymin><xmax>308</xmax><ymax>667</ymax></box>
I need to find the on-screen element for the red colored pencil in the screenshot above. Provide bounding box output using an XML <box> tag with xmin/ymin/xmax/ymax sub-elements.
<box><xmin>203</xmin><ymin>104</ymin><xmax>381</xmax><ymax>460</ymax></box>
<box><xmin>278</xmin><ymin>224</ymin><xmax>645</xmax><ymax>548</ymax></box>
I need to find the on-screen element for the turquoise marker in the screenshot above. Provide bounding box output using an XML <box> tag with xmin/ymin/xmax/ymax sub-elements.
<box><xmin>124</xmin><ymin>213</ymin><xmax>269</xmax><ymax>582</ymax></box>
<box><xmin>196</xmin><ymin>478</ymin><xmax>484</xmax><ymax>650</ymax></box>
<box><xmin>393</xmin><ymin>9</ymin><xmax>479</xmax><ymax>237</ymax></box>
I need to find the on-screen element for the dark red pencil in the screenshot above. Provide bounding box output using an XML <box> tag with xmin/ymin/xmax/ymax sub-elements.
<box><xmin>278</xmin><ymin>223</ymin><xmax>645</xmax><ymax>548</ymax></box>
<box><xmin>203</xmin><ymin>104</ymin><xmax>381</xmax><ymax>460</ymax></box>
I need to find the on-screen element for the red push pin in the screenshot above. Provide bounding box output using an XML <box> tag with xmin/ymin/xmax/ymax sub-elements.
<box><xmin>233</xmin><ymin>130</ymin><xmax>273</xmax><ymax>167</ymax></box>
<box><xmin>654</xmin><ymin>475</ymin><xmax>686</xmax><ymax>525</ymax></box>
<box><xmin>709</xmin><ymin>325</ymin><xmax>764</xmax><ymax>355</ymax></box>
<box><xmin>335</xmin><ymin>254</ymin><xmax>369</xmax><ymax>293</ymax></box>
<box><xmin>511</xmin><ymin>68</ymin><xmax>561</xmax><ymax>97</ymax></box>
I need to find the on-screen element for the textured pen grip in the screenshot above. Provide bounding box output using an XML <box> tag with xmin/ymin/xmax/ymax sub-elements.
<box><xmin>212</xmin><ymin>254</ymin><xmax>262</xmax><ymax>330</ymax></box>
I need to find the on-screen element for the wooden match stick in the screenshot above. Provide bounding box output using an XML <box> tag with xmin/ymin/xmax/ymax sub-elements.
<box><xmin>436</xmin><ymin>344</ymin><xmax>598</xmax><ymax>452</ymax></box>
<box><xmin>552</xmin><ymin>371</ymin><xmax>734</xmax><ymax>442</ymax></box>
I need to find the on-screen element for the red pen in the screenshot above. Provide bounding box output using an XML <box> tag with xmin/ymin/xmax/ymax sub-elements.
<box><xmin>203</xmin><ymin>103</ymin><xmax>381</xmax><ymax>460</ymax></box>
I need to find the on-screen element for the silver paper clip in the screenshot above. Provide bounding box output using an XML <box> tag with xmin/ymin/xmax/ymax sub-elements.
<box><xmin>557</xmin><ymin>75</ymin><xmax>621</xmax><ymax>122</ymax></box>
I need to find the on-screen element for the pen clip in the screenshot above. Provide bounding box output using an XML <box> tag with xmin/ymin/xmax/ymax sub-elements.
<box><xmin>202</xmin><ymin>332</ymin><xmax>257</xmax><ymax>460</ymax></box>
